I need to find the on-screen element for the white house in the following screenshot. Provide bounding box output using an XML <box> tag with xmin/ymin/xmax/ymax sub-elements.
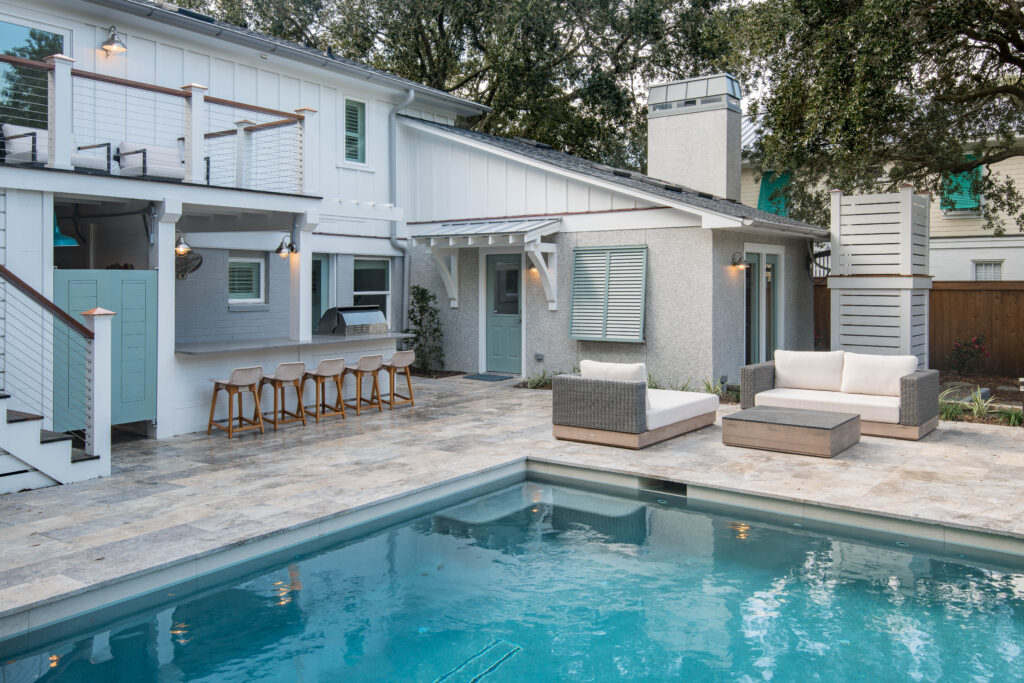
<box><xmin>403</xmin><ymin>75</ymin><xmax>828</xmax><ymax>387</ymax></box>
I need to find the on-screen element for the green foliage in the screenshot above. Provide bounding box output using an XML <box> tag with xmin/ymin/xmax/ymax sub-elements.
<box><xmin>995</xmin><ymin>408</ymin><xmax>1024</xmax><ymax>427</ymax></box>
<box><xmin>968</xmin><ymin>387</ymin><xmax>996</xmax><ymax>419</ymax></box>
<box><xmin>674</xmin><ymin>378</ymin><xmax>694</xmax><ymax>392</ymax></box>
<box><xmin>647</xmin><ymin>373</ymin><xmax>663</xmax><ymax>390</ymax></box>
<box><xmin>938</xmin><ymin>388</ymin><xmax>965</xmax><ymax>421</ymax></box>
<box><xmin>945</xmin><ymin>335</ymin><xmax>989</xmax><ymax>376</ymax></box>
<box><xmin>737</xmin><ymin>0</ymin><xmax>1024</xmax><ymax>234</ymax></box>
<box><xmin>701</xmin><ymin>378</ymin><xmax>726</xmax><ymax>397</ymax></box>
<box><xmin>405</xmin><ymin>285</ymin><xmax>444</xmax><ymax>375</ymax></box>
<box><xmin>525</xmin><ymin>369</ymin><xmax>561</xmax><ymax>389</ymax></box>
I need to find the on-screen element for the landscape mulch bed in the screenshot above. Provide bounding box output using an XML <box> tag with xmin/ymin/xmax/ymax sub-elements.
<box><xmin>939</xmin><ymin>370</ymin><xmax>1023</xmax><ymax>406</ymax></box>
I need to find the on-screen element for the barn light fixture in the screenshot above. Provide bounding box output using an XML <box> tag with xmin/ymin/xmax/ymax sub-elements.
<box><xmin>174</xmin><ymin>232</ymin><xmax>192</xmax><ymax>256</ymax></box>
<box><xmin>275</xmin><ymin>234</ymin><xmax>295</xmax><ymax>258</ymax></box>
<box><xmin>730</xmin><ymin>252</ymin><xmax>747</xmax><ymax>268</ymax></box>
<box><xmin>101</xmin><ymin>26</ymin><xmax>127</xmax><ymax>55</ymax></box>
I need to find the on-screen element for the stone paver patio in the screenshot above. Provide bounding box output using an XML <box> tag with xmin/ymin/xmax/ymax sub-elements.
<box><xmin>2</xmin><ymin>375</ymin><xmax>1023</xmax><ymax>636</ymax></box>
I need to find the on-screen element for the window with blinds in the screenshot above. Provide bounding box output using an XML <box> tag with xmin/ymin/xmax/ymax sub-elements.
<box><xmin>344</xmin><ymin>99</ymin><xmax>366</xmax><ymax>163</ymax></box>
<box><xmin>228</xmin><ymin>257</ymin><xmax>264</xmax><ymax>303</ymax></box>
<box><xmin>973</xmin><ymin>260</ymin><xmax>1002</xmax><ymax>281</ymax></box>
<box><xmin>569</xmin><ymin>246</ymin><xmax>647</xmax><ymax>342</ymax></box>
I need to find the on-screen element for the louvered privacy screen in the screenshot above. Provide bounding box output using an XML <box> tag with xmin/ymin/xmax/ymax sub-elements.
<box><xmin>345</xmin><ymin>100</ymin><xmax>366</xmax><ymax>163</ymax></box>
<box><xmin>570</xmin><ymin>246</ymin><xmax>647</xmax><ymax>342</ymax></box>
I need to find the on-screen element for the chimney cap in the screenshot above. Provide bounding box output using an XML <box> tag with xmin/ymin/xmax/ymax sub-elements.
<box><xmin>648</xmin><ymin>73</ymin><xmax>741</xmax><ymax>105</ymax></box>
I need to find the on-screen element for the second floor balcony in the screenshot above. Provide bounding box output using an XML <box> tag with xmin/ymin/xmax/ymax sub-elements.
<box><xmin>0</xmin><ymin>53</ymin><xmax>317</xmax><ymax>196</ymax></box>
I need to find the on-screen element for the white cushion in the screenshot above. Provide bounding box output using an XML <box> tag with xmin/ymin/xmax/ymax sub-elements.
<box><xmin>774</xmin><ymin>350</ymin><xmax>845</xmax><ymax>392</ymax></box>
<box><xmin>646</xmin><ymin>389</ymin><xmax>719</xmax><ymax>431</ymax></box>
<box><xmin>71</xmin><ymin>151</ymin><xmax>108</xmax><ymax>171</ymax></box>
<box><xmin>754</xmin><ymin>387</ymin><xmax>900</xmax><ymax>424</ymax></box>
<box><xmin>118</xmin><ymin>142</ymin><xmax>185</xmax><ymax>179</ymax></box>
<box><xmin>580</xmin><ymin>359</ymin><xmax>650</xmax><ymax>409</ymax></box>
<box><xmin>3</xmin><ymin>124</ymin><xmax>48</xmax><ymax>163</ymax></box>
<box><xmin>840</xmin><ymin>353</ymin><xmax>918</xmax><ymax>397</ymax></box>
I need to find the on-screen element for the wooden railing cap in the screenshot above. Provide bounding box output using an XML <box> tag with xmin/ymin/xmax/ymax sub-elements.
<box><xmin>82</xmin><ymin>307</ymin><xmax>117</xmax><ymax>316</ymax></box>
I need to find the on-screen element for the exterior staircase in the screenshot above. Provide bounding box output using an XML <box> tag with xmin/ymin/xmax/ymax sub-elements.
<box><xmin>0</xmin><ymin>391</ymin><xmax>103</xmax><ymax>494</ymax></box>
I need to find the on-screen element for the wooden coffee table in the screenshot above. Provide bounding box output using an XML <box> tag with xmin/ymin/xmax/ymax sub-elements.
<box><xmin>722</xmin><ymin>406</ymin><xmax>860</xmax><ymax>458</ymax></box>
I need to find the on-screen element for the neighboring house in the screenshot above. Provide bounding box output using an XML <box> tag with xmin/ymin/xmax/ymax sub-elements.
<box><xmin>402</xmin><ymin>74</ymin><xmax>828</xmax><ymax>387</ymax></box>
<box><xmin>0</xmin><ymin>0</ymin><xmax>487</xmax><ymax>451</ymax></box>
<box><xmin>740</xmin><ymin>122</ymin><xmax>1024</xmax><ymax>281</ymax></box>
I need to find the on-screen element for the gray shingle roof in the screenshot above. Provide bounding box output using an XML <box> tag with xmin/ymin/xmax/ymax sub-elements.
<box><xmin>405</xmin><ymin>117</ymin><xmax>826</xmax><ymax>235</ymax></box>
<box><xmin>87</xmin><ymin>0</ymin><xmax>489</xmax><ymax>115</ymax></box>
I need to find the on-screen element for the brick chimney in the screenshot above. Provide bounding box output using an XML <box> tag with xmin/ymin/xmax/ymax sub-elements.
<box><xmin>646</xmin><ymin>74</ymin><xmax>742</xmax><ymax>200</ymax></box>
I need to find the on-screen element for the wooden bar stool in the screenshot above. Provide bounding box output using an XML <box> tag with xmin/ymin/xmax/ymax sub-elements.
<box><xmin>260</xmin><ymin>362</ymin><xmax>307</xmax><ymax>430</ymax></box>
<box><xmin>302</xmin><ymin>358</ymin><xmax>346</xmax><ymax>423</ymax></box>
<box><xmin>382</xmin><ymin>350</ymin><xmax>416</xmax><ymax>409</ymax></box>
<box><xmin>342</xmin><ymin>354</ymin><xmax>383</xmax><ymax>415</ymax></box>
<box><xmin>208</xmin><ymin>366</ymin><xmax>264</xmax><ymax>438</ymax></box>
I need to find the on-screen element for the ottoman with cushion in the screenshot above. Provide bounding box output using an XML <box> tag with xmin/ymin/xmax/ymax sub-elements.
<box><xmin>740</xmin><ymin>350</ymin><xmax>939</xmax><ymax>440</ymax></box>
<box><xmin>552</xmin><ymin>360</ymin><xmax>719</xmax><ymax>449</ymax></box>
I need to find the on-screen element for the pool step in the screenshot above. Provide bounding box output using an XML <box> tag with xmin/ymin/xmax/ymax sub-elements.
<box><xmin>433</xmin><ymin>639</ymin><xmax>522</xmax><ymax>682</ymax></box>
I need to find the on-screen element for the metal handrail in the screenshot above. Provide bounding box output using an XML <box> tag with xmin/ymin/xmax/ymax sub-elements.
<box><xmin>0</xmin><ymin>264</ymin><xmax>93</xmax><ymax>340</ymax></box>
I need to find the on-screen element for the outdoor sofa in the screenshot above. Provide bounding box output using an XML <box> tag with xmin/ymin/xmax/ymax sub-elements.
<box><xmin>2</xmin><ymin>123</ymin><xmax>112</xmax><ymax>172</ymax></box>
<box><xmin>740</xmin><ymin>350</ymin><xmax>939</xmax><ymax>440</ymax></box>
<box><xmin>552</xmin><ymin>360</ymin><xmax>719</xmax><ymax>449</ymax></box>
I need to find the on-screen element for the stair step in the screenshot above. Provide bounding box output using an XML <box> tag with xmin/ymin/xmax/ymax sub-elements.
<box><xmin>7</xmin><ymin>409</ymin><xmax>43</xmax><ymax>424</ymax></box>
<box><xmin>39</xmin><ymin>429</ymin><xmax>73</xmax><ymax>445</ymax></box>
<box><xmin>71</xmin><ymin>448</ymin><xmax>100</xmax><ymax>464</ymax></box>
<box><xmin>0</xmin><ymin>392</ymin><xmax>10</xmax><ymax>400</ymax></box>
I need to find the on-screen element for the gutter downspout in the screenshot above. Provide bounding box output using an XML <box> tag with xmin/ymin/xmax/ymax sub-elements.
<box><xmin>389</xmin><ymin>88</ymin><xmax>415</xmax><ymax>331</ymax></box>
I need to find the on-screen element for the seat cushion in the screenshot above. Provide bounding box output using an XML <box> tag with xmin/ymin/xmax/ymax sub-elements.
<box><xmin>580</xmin><ymin>359</ymin><xmax>650</xmax><ymax>409</ymax></box>
<box><xmin>646</xmin><ymin>389</ymin><xmax>719</xmax><ymax>431</ymax></box>
<box><xmin>3</xmin><ymin>124</ymin><xmax>48</xmax><ymax>163</ymax></box>
<box><xmin>774</xmin><ymin>350</ymin><xmax>845</xmax><ymax>392</ymax></box>
<box><xmin>72</xmin><ymin>152</ymin><xmax>108</xmax><ymax>171</ymax></box>
<box><xmin>118</xmin><ymin>142</ymin><xmax>185</xmax><ymax>179</ymax></box>
<box><xmin>840</xmin><ymin>353</ymin><xmax>918</xmax><ymax>397</ymax></box>
<box><xmin>754</xmin><ymin>387</ymin><xmax>900</xmax><ymax>424</ymax></box>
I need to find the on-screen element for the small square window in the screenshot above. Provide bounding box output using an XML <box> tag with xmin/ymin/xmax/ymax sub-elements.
<box><xmin>228</xmin><ymin>256</ymin><xmax>265</xmax><ymax>303</ymax></box>
<box><xmin>973</xmin><ymin>260</ymin><xmax>1002</xmax><ymax>281</ymax></box>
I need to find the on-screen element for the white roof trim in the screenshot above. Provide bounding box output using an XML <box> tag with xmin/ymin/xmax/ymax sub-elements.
<box><xmin>411</xmin><ymin>217</ymin><xmax>560</xmax><ymax>247</ymax></box>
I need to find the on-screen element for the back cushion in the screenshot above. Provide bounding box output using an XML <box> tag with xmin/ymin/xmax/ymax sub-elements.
<box><xmin>580</xmin><ymin>360</ymin><xmax>650</xmax><ymax>409</ymax></box>
<box><xmin>774</xmin><ymin>350</ymin><xmax>845</xmax><ymax>392</ymax></box>
<box><xmin>3</xmin><ymin>124</ymin><xmax>48</xmax><ymax>158</ymax></box>
<box><xmin>840</xmin><ymin>353</ymin><xmax>918</xmax><ymax>397</ymax></box>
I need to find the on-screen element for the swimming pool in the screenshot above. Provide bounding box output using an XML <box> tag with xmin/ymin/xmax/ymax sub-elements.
<box><xmin>3</xmin><ymin>479</ymin><xmax>1023</xmax><ymax>681</ymax></box>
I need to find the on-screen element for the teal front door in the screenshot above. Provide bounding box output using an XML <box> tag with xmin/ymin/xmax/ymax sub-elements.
<box><xmin>53</xmin><ymin>270</ymin><xmax>158</xmax><ymax>431</ymax></box>
<box><xmin>485</xmin><ymin>254</ymin><xmax>522</xmax><ymax>374</ymax></box>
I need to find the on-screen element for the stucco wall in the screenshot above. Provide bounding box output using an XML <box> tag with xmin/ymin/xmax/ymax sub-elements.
<box><xmin>409</xmin><ymin>244</ymin><xmax>480</xmax><ymax>372</ymax></box>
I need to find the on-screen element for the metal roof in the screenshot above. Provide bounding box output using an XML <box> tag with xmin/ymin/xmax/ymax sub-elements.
<box><xmin>411</xmin><ymin>218</ymin><xmax>561</xmax><ymax>247</ymax></box>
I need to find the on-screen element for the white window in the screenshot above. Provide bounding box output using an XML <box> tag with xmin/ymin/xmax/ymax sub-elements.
<box><xmin>353</xmin><ymin>258</ymin><xmax>390</xmax><ymax>322</ymax></box>
<box><xmin>973</xmin><ymin>260</ymin><xmax>1002</xmax><ymax>281</ymax></box>
<box><xmin>344</xmin><ymin>99</ymin><xmax>366</xmax><ymax>164</ymax></box>
<box><xmin>228</xmin><ymin>256</ymin><xmax>265</xmax><ymax>303</ymax></box>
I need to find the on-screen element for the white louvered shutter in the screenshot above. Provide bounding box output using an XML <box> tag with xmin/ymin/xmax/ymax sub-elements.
<box><xmin>570</xmin><ymin>246</ymin><xmax>647</xmax><ymax>342</ymax></box>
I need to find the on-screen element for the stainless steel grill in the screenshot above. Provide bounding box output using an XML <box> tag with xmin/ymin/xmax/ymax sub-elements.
<box><xmin>315</xmin><ymin>306</ymin><xmax>388</xmax><ymax>336</ymax></box>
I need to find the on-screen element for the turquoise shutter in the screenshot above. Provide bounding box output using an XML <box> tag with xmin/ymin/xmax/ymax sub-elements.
<box><xmin>570</xmin><ymin>246</ymin><xmax>647</xmax><ymax>343</ymax></box>
<box><xmin>757</xmin><ymin>171</ymin><xmax>789</xmax><ymax>216</ymax></box>
<box><xmin>345</xmin><ymin>100</ymin><xmax>366</xmax><ymax>163</ymax></box>
<box><xmin>941</xmin><ymin>157</ymin><xmax>981</xmax><ymax>211</ymax></box>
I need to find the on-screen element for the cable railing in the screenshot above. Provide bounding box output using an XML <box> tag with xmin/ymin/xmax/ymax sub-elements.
<box><xmin>0</xmin><ymin>53</ymin><xmax>309</xmax><ymax>194</ymax></box>
<box><xmin>0</xmin><ymin>264</ymin><xmax>93</xmax><ymax>448</ymax></box>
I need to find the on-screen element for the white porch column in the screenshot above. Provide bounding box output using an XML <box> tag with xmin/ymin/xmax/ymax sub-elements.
<box><xmin>182</xmin><ymin>84</ymin><xmax>208</xmax><ymax>184</ymax></box>
<box><xmin>295</xmin><ymin>107</ymin><xmax>318</xmax><ymax>196</ymax></box>
<box><xmin>82</xmin><ymin>307</ymin><xmax>114</xmax><ymax>473</ymax></box>
<box><xmin>151</xmin><ymin>199</ymin><xmax>182</xmax><ymax>438</ymax></box>
<box><xmin>45</xmin><ymin>54</ymin><xmax>74</xmax><ymax>171</ymax></box>
<box><xmin>289</xmin><ymin>212</ymin><xmax>318</xmax><ymax>341</ymax></box>
<box><xmin>234</xmin><ymin>119</ymin><xmax>254</xmax><ymax>189</ymax></box>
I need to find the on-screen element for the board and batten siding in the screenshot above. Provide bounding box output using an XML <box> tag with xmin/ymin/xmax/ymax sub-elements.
<box><xmin>401</xmin><ymin>128</ymin><xmax>657</xmax><ymax>222</ymax></box>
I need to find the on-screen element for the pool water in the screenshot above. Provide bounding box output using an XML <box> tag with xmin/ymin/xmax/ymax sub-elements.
<box><xmin>4</xmin><ymin>480</ymin><xmax>1024</xmax><ymax>681</ymax></box>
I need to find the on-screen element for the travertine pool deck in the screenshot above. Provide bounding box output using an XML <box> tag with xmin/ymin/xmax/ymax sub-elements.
<box><xmin>2</xmin><ymin>376</ymin><xmax>1023</xmax><ymax>637</ymax></box>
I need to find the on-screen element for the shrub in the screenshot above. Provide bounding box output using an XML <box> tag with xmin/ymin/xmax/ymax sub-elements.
<box><xmin>938</xmin><ymin>388</ymin><xmax>965</xmax><ymax>421</ymax></box>
<box><xmin>405</xmin><ymin>285</ymin><xmax>444</xmax><ymax>375</ymax></box>
<box><xmin>675</xmin><ymin>378</ymin><xmax>694</xmax><ymax>392</ymax></box>
<box><xmin>647</xmin><ymin>373</ymin><xmax>663</xmax><ymax>389</ymax></box>
<box><xmin>701</xmin><ymin>378</ymin><xmax>726</xmax><ymax>397</ymax></box>
<box><xmin>525</xmin><ymin>369</ymin><xmax>561</xmax><ymax>389</ymax></box>
<box><xmin>945</xmin><ymin>334</ymin><xmax>989</xmax><ymax>376</ymax></box>
<box><xmin>967</xmin><ymin>386</ymin><xmax>995</xmax><ymax>419</ymax></box>
<box><xmin>995</xmin><ymin>408</ymin><xmax>1024</xmax><ymax>427</ymax></box>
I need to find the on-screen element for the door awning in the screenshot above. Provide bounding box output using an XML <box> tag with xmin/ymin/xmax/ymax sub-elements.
<box><xmin>410</xmin><ymin>217</ymin><xmax>560</xmax><ymax>247</ymax></box>
<box><xmin>411</xmin><ymin>218</ymin><xmax>560</xmax><ymax>311</ymax></box>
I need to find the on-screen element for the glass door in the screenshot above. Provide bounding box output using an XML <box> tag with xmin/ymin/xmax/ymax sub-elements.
<box><xmin>311</xmin><ymin>254</ymin><xmax>331</xmax><ymax>333</ymax></box>
<box><xmin>744</xmin><ymin>250</ymin><xmax>781</xmax><ymax>363</ymax></box>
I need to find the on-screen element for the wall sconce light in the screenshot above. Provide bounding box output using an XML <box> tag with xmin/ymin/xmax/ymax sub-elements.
<box><xmin>731</xmin><ymin>252</ymin><xmax>747</xmax><ymax>268</ymax></box>
<box><xmin>101</xmin><ymin>26</ymin><xmax>127</xmax><ymax>55</ymax></box>
<box><xmin>174</xmin><ymin>232</ymin><xmax>192</xmax><ymax>256</ymax></box>
<box><xmin>275</xmin><ymin>234</ymin><xmax>295</xmax><ymax>258</ymax></box>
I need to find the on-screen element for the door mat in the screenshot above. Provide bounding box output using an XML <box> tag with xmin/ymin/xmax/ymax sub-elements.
<box><xmin>463</xmin><ymin>373</ymin><xmax>516</xmax><ymax>381</ymax></box>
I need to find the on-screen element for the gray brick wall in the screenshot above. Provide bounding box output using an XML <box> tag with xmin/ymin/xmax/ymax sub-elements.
<box><xmin>176</xmin><ymin>248</ymin><xmax>291</xmax><ymax>343</ymax></box>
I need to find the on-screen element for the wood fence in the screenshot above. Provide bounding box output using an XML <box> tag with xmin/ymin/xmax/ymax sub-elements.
<box><xmin>812</xmin><ymin>280</ymin><xmax>1024</xmax><ymax>376</ymax></box>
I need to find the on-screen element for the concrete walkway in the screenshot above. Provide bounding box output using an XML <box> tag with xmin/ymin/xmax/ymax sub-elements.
<box><xmin>1</xmin><ymin>376</ymin><xmax>1022</xmax><ymax>636</ymax></box>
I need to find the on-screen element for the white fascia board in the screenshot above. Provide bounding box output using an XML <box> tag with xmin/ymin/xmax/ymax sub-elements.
<box><xmin>930</xmin><ymin>235</ymin><xmax>1024</xmax><ymax>249</ymax></box>
<box><xmin>560</xmin><ymin>207</ymin><xmax>700</xmax><ymax>232</ymax></box>
<box><xmin>400</xmin><ymin>117</ymin><xmax>747</xmax><ymax>229</ymax></box>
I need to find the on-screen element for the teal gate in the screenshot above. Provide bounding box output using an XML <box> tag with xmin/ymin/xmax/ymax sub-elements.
<box><xmin>53</xmin><ymin>270</ymin><xmax>158</xmax><ymax>431</ymax></box>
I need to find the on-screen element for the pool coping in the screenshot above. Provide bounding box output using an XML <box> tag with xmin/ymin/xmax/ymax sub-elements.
<box><xmin>3</xmin><ymin>456</ymin><xmax>1024</xmax><ymax>645</ymax></box>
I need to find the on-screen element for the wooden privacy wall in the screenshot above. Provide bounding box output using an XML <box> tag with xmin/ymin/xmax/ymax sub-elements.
<box><xmin>929</xmin><ymin>281</ymin><xmax>1024</xmax><ymax>377</ymax></box>
<box><xmin>813</xmin><ymin>280</ymin><xmax>830</xmax><ymax>349</ymax></box>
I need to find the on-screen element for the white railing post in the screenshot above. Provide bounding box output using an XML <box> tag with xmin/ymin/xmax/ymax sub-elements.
<box><xmin>234</xmin><ymin>119</ymin><xmax>253</xmax><ymax>189</ymax></box>
<box><xmin>82</xmin><ymin>307</ymin><xmax>115</xmax><ymax>475</ymax></box>
<box><xmin>181</xmin><ymin>84</ymin><xmax>208</xmax><ymax>184</ymax></box>
<box><xmin>295</xmin><ymin>107</ymin><xmax>318</xmax><ymax>195</ymax></box>
<box><xmin>45</xmin><ymin>54</ymin><xmax>74</xmax><ymax>171</ymax></box>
